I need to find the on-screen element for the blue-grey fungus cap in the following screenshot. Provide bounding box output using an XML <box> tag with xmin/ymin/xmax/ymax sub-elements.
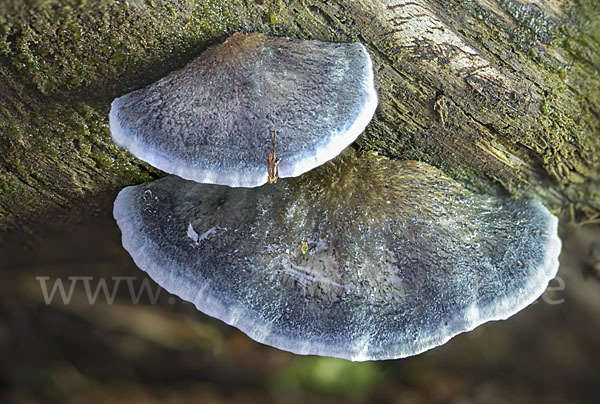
<box><xmin>113</xmin><ymin>151</ymin><xmax>561</xmax><ymax>361</ymax></box>
<box><xmin>109</xmin><ymin>33</ymin><xmax>378</xmax><ymax>187</ymax></box>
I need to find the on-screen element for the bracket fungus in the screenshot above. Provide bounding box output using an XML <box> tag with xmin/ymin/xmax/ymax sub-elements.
<box><xmin>109</xmin><ymin>33</ymin><xmax>378</xmax><ymax>187</ymax></box>
<box><xmin>113</xmin><ymin>151</ymin><xmax>561</xmax><ymax>361</ymax></box>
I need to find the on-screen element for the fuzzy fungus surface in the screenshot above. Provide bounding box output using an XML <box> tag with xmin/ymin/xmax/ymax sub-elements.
<box><xmin>113</xmin><ymin>151</ymin><xmax>561</xmax><ymax>361</ymax></box>
<box><xmin>109</xmin><ymin>33</ymin><xmax>378</xmax><ymax>187</ymax></box>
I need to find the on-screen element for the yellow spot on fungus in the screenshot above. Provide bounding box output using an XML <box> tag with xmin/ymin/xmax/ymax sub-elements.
<box><xmin>301</xmin><ymin>241</ymin><xmax>309</xmax><ymax>255</ymax></box>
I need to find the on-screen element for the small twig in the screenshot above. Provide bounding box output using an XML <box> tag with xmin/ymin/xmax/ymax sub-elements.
<box><xmin>267</xmin><ymin>129</ymin><xmax>281</xmax><ymax>184</ymax></box>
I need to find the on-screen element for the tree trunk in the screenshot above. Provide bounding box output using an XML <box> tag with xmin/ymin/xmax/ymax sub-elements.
<box><xmin>1</xmin><ymin>0</ymin><xmax>599</xmax><ymax>238</ymax></box>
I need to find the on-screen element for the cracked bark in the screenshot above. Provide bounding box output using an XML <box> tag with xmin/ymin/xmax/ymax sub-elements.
<box><xmin>0</xmin><ymin>0</ymin><xmax>599</xmax><ymax>240</ymax></box>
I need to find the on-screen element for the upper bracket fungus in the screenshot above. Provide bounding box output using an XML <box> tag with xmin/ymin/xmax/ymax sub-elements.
<box><xmin>109</xmin><ymin>33</ymin><xmax>378</xmax><ymax>187</ymax></box>
<box><xmin>113</xmin><ymin>151</ymin><xmax>561</xmax><ymax>361</ymax></box>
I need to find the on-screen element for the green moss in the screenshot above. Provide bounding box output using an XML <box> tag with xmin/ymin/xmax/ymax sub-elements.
<box><xmin>0</xmin><ymin>177</ymin><xmax>18</xmax><ymax>195</ymax></box>
<box><xmin>540</xmin><ymin>99</ymin><xmax>550</xmax><ymax>116</ymax></box>
<box><xmin>420</xmin><ymin>0</ymin><xmax>599</xmax><ymax>210</ymax></box>
<box><xmin>497</xmin><ymin>0</ymin><xmax>557</xmax><ymax>45</ymax></box>
<box><xmin>30</xmin><ymin>169</ymin><xmax>44</xmax><ymax>181</ymax></box>
<box><xmin>0</xmin><ymin>0</ymin><xmax>244</xmax><ymax>97</ymax></box>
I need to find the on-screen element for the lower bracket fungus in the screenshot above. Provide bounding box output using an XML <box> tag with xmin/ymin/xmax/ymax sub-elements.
<box><xmin>109</xmin><ymin>33</ymin><xmax>378</xmax><ymax>188</ymax></box>
<box><xmin>113</xmin><ymin>151</ymin><xmax>561</xmax><ymax>361</ymax></box>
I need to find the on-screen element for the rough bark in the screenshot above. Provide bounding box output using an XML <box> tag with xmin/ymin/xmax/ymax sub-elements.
<box><xmin>0</xmin><ymin>0</ymin><xmax>599</xmax><ymax>238</ymax></box>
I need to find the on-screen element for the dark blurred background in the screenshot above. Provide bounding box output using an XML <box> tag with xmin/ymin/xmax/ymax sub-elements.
<box><xmin>1</xmin><ymin>210</ymin><xmax>599</xmax><ymax>404</ymax></box>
